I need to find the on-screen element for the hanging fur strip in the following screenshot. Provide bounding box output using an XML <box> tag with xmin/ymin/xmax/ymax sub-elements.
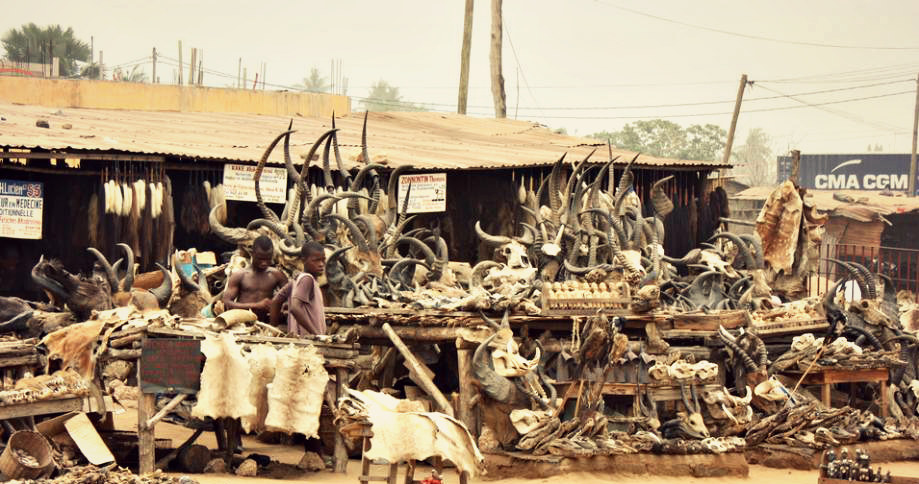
<box><xmin>121</xmin><ymin>183</ymin><xmax>133</xmax><ymax>217</ymax></box>
<box><xmin>103</xmin><ymin>180</ymin><xmax>113</xmax><ymax>214</ymax></box>
<box><xmin>133</xmin><ymin>179</ymin><xmax>146</xmax><ymax>212</ymax></box>
<box><xmin>112</xmin><ymin>181</ymin><xmax>123</xmax><ymax>216</ymax></box>
<box><xmin>191</xmin><ymin>333</ymin><xmax>257</xmax><ymax>421</ymax></box>
<box><xmin>264</xmin><ymin>344</ymin><xmax>329</xmax><ymax>437</ymax></box>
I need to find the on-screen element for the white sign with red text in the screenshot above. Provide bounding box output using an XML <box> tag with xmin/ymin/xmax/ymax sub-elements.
<box><xmin>0</xmin><ymin>180</ymin><xmax>43</xmax><ymax>240</ymax></box>
<box><xmin>223</xmin><ymin>164</ymin><xmax>287</xmax><ymax>204</ymax></box>
<box><xmin>398</xmin><ymin>173</ymin><xmax>446</xmax><ymax>213</ymax></box>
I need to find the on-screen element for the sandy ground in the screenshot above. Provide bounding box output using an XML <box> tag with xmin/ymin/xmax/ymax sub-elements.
<box><xmin>112</xmin><ymin>408</ymin><xmax>919</xmax><ymax>484</ymax></box>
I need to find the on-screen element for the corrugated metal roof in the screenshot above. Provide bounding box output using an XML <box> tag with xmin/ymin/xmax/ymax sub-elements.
<box><xmin>0</xmin><ymin>102</ymin><xmax>729</xmax><ymax>171</ymax></box>
<box><xmin>734</xmin><ymin>187</ymin><xmax>919</xmax><ymax>217</ymax></box>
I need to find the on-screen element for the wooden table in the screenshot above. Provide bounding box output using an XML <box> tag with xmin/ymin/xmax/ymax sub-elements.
<box><xmin>133</xmin><ymin>328</ymin><xmax>364</xmax><ymax>474</ymax></box>
<box><xmin>0</xmin><ymin>395</ymin><xmax>114</xmax><ymax>420</ymax></box>
<box><xmin>553</xmin><ymin>381</ymin><xmax>722</xmax><ymax>416</ymax></box>
<box><xmin>785</xmin><ymin>367</ymin><xmax>889</xmax><ymax>417</ymax></box>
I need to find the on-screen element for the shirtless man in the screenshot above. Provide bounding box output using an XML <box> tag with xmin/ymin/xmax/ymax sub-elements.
<box><xmin>223</xmin><ymin>235</ymin><xmax>288</xmax><ymax>322</ymax></box>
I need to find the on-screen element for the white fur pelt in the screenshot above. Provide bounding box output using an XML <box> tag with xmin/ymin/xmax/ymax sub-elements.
<box><xmin>264</xmin><ymin>344</ymin><xmax>328</xmax><ymax>437</ymax></box>
<box><xmin>191</xmin><ymin>333</ymin><xmax>257</xmax><ymax>421</ymax></box>
<box><xmin>241</xmin><ymin>344</ymin><xmax>279</xmax><ymax>433</ymax></box>
<box><xmin>343</xmin><ymin>389</ymin><xmax>485</xmax><ymax>477</ymax></box>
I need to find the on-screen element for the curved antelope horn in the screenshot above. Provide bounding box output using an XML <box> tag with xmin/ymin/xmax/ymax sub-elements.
<box><xmin>388</xmin><ymin>258</ymin><xmax>431</xmax><ymax>287</ymax></box>
<box><xmin>475</xmin><ymin>221</ymin><xmax>513</xmax><ymax>246</ymax></box>
<box><xmin>718</xmin><ymin>325</ymin><xmax>757</xmax><ymax>372</ymax></box>
<box><xmin>173</xmin><ymin>253</ymin><xmax>200</xmax><ymax>293</ymax></box>
<box><xmin>209</xmin><ymin>203</ymin><xmax>257</xmax><ymax>244</ymax></box>
<box><xmin>848</xmin><ymin>260</ymin><xmax>878</xmax><ymax>299</ymax></box>
<box><xmin>86</xmin><ymin>247</ymin><xmax>117</xmax><ymax>290</ymax></box>
<box><xmin>349</xmin><ymin>163</ymin><xmax>387</xmax><ymax>192</ymax></box>
<box><xmin>195</xmin><ymin>264</ymin><xmax>211</xmax><ymax>298</ymax></box>
<box><xmin>650</xmin><ymin>175</ymin><xmax>675</xmax><ymax>218</ymax></box>
<box><xmin>328</xmin><ymin>214</ymin><xmax>371</xmax><ymax>252</ymax></box>
<box><xmin>321</xmin><ymin>132</ymin><xmax>335</xmax><ymax>190</ymax></box>
<box><xmin>824</xmin><ymin>258</ymin><xmax>870</xmax><ymax>298</ymax></box>
<box><xmin>563</xmin><ymin>258</ymin><xmax>612</xmax><ymax>275</ymax></box>
<box><xmin>680</xmin><ymin>382</ymin><xmax>694</xmax><ymax>413</ymax></box>
<box><xmin>472</xmin><ymin>331</ymin><xmax>513</xmax><ymax>403</ymax></box>
<box><xmin>470</xmin><ymin>260</ymin><xmax>500</xmax><ymax>287</ymax></box>
<box><xmin>330</xmin><ymin>113</ymin><xmax>351</xmax><ymax>185</ymax></box>
<box><xmin>30</xmin><ymin>256</ymin><xmax>69</xmax><ymax>300</ymax></box>
<box><xmin>289</xmin><ymin>129</ymin><xmax>338</xmax><ymax>229</ymax></box>
<box><xmin>547</xmin><ymin>153</ymin><xmax>566</xmax><ymax>216</ymax></box>
<box><xmin>739</xmin><ymin>233</ymin><xmax>764</xmax><ymax>269</ymax></box>
<box><xmin>149</xmin><ymin>263</ymin><xmax>173</xmax><ymax>307</ymax></box>
<box><xmin>355</xmin><ymin>215</ymin><xmax>381</xmax><ymax>250</ymax></box>
<box><xmin>283</xmin><ymin>120</ymin><xmax>299</xmax><ymax>182</ymax></box>
<box><xmin>117</xmin><ymin>243</ymin><xmax>135</xmax><ymax>292</ymax></box>
<box><xmin>254</xmin><ymin>130</ymin><xmax>293</xmax><ymax>224</ymax></box>
<box><xmin>478</xmin><ymin>310</ymin><xmax>501</xmax><ymax>330</ymax></box>
<box><xmin>662</xmin><ymin>248</ymin><xmax>702</xmax><ymax>266</ymax></box>
<box><xmin>691</xmin><ymin>383</ymin><xmax>701</xmax><ymax>413</ymax></box>
<box><xmin>710</xmin><ymin>232</ymin><xmax>756</xmax><ymax>270</ymax></box>
<box><xmin>386</xmin><ymin>165</ymin><xmax>413</xmax><ymax>225</ymax></box>
<box><xmin>361</xmin><ymin>110</ymin><xmax>372</xmax><ymax>165</ymax></box>
<box><xmin>394</xmin><ymin>236</ymin><xmax>437</xmax><ymax>267</ymax></box>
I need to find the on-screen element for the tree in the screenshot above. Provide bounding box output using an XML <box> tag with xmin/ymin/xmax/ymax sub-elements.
<box><xmin>360</xmin><ymin>80</ymin><xmax>425</xmax><ymax>112</ymax></box>
<box><xmin>113</xmin><ymin>65</ymin><xmax>147</xmax><ymax>83</ymax></box>
<box><xmin>1</xmin><ymin>23</ymin><xmax>90</xmax><ymax>77</ymax></box>
<box><xmin>589</xmin><ymin>119</ymin><xmax>726</xmax><ymax>161</ymax></box>
<box><xmin>295</xmin><ymin>67</ymin><xmax>329</xmax><ymax>93</ymax></box>
<box><xmin>732</xmin><ymin>128</ymin><xmax>774</xmax><ymax>187</ymax></box>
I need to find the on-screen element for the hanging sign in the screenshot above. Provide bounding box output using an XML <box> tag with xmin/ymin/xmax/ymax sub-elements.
<box><xmin>398</xmin><ymin>173</ymin><xmax>447</xmax><ymax>213</ymax></box>
<box><xmin>0</xmin><ymin>180</ymin><xmax>43</xmax><ymax>240</ymax></box>
<box><xmin>223</xmin><ymin>164</ymin><xmax>287</xmax><ymax>204</ymax></box>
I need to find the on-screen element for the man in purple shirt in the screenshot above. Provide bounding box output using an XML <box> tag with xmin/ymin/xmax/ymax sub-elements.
<box><xmin>270</xmin><ymin>242</ymin><xmax>326</xmax><ymax>336</ymax></box>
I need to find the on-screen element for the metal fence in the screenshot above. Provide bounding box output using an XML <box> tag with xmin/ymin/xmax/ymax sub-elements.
<box><xmin>810</xmin><ymin>244</ymin><xmax>919</xmax><ymax>298</ymax></box>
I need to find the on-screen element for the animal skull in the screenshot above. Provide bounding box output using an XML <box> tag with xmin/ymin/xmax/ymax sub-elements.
<box><xmin>649</xmin><ymin>362</ymin><xmax>670</xmax><ymax>381</ymax></box>
<box><xmin>497</xmin><ymin>241</ymin><xmax>532</xmax><ymax>270</ymax></box>
<box><xmin>692</xmin><ymin>361</ymin><xmax>719</xmax><ymax>381</ymax></box>
<box><xmin>668</xmin><ymin>360</ymin><xmax>697</xmax><ymax>381</ymax></box>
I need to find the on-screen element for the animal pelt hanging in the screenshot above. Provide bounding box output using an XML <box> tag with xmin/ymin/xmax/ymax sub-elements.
<box><xmin>158</xmin><ymin>176</ymin><xmax>176</xmax><ymax>264</ymax></box>
<box><xmin>40</xmin><ymin>321</ymin><xmax>106</xmax><ymax>380</ymax></box>
<box><xmin>179</xmin><ymin>181</ymin><xmax>211</xmax><ymax>236</ymax></box>
<box><xmin>191</xmin><ymin>333</ymin><xmax>257</xmax><ymax>421</ymax></box>
<box><xmin>241</xmin><ymin>344</ymin><xmax>278</xmax><ymax>433</ymax></box>
<box><xmin>756</xmin><ymin>180</ymin><xmax>803</xmax><ymax>274</ymax></box>
<box><xmin>264</xmin><ymin>344</ymin><xmax>329</xmax><ymax>437</ymax></box>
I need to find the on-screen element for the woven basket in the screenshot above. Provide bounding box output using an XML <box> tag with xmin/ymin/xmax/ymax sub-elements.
<box><xmin>0</xmin><ymin>430</ymin><xmax>53</xmax><ymax>479</ymax></box>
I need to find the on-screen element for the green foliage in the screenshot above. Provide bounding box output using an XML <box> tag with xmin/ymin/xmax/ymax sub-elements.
<box><xmin>732</xmin><ymin>128</ymin><xmax>774</xmax><ymax>187</ymax></box>
<box><xmin>296</xmin><ymin>67</ymin><xmax>329</xmax><ymax>93</ymax></box>
<box><xmin>360</xmin><ymin>80</ymin><xmax>425</xmax><ymax>112</ymax></box>
<box><xmin>113</xmin><ymin>65</ymin><xmax>147</xmax><ymax>83</ymax></box>
<box><xmin>1</xmin><ymin>23</ymin><xmax>90</xmax><ymax>77</ymax></box>
<box><xmin>588</xmin><ymin>119</ymin><xmax>726</xmax><ymax>161</ymax></box>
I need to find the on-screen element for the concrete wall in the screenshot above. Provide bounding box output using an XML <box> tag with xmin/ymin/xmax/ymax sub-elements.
<box><xmin>0</xmin><ymin>76</ymin><xmax>349</xmax><ymax>117</ymax></box>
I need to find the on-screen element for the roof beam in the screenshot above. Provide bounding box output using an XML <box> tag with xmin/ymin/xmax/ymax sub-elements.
<box><xmin>0</xmin><ymin>151</ymin><xmax>165</xmax><ymax>162</ymax></box>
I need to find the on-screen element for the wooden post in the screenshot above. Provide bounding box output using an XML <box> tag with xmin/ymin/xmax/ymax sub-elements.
<box><xmin>197</xmin><ymin>49</ymin><xmax>204</xmax><ymax>85</ymax></box>
<box><xmin>489</xmin><ymin>0</ymin><xmax>506</xmax><ymax>118</ymax></box>
<box><xmin>722</xmin><ymin>74</ymin><xmax>748</xmax><ymax>173</ymax></box>
<box><xmin>381</xmin><ymin>323</ymin><xmax>454</xmax><ymax>417</ymax></box>
<box><xmin>137</xmin><ymin>341</ymin><xmax>156</xmax><ymax>475</ymax></box>
<box><xmin>455</xmin><ymin>340</ymin><xmax>475</xmax><ymax>431</ymax></box>
<box><xmin>151</xmin><ymin>47</ymin><xmax>157</xmax><ymax>84</ymax></box>
<box><xmin>237</xmin><ymin>57</ymin><xmax>242</xmax><ymax>89</ymax></box>
<box><xmin>457</xmin><ymin>0</ymin><xmax>475</xmax><ymax>114</ymax></box>
<box><xmin>98</xmin><ymin>50</ymin><xmax>104</xmax><ymax>80</ymax></box>
<box><xmin>334</xmin><ymin>367</ymin><xmax>349</xmax><ymax>473</ymax></box>
<box><xmin>790</xmin><ymin>149</ymin><xmax>801</xmax><ymax>185</ymax></box>
<box><xmin>188</xmin><ymin>48</ymin><xmax>196</xmax><ymax>86</ymax></box>
<box><xmin>910</xmin><ymin>72</ymin><xmax>919</xmax><ymax>196</ymax></box>
<box><xmin>177</xmin><ymin>41</ymin><xmax>183</xmax><ymax>85</ymax></box>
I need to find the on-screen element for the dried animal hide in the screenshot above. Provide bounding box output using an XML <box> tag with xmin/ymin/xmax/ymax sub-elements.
<box><xmin>756</xmin><ymin>180</ymin><xmax>802</xmax><ymax>274</ymax></box>
<box><xmin>343</xmin><ymin>389</ymin><xmax>485</xmax><ymax>477</ymax></box>
<box><xmin>191</xmin><ymin>333</ymin><xmax>257</xmax><ymax>421</ymax></box>
<box><xmin>41</xmin><ymin>320</ymin><xmax>105</xmax><ymax>379</ymax></box>
<box><xmin>264</xmin><ymin>344</ymin><xmax>329</xmax><ymax>437</ymax></box>
<box><xmin>241</xmin><ymin>344</ymin><xmax>278</xmax><ymax>433</ymax></box>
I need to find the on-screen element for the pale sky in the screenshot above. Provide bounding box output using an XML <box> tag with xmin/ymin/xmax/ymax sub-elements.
<box><xmin>5</xmin><ymin>0</ymin><xmax>919</xmax><ymax>156</ymax></box>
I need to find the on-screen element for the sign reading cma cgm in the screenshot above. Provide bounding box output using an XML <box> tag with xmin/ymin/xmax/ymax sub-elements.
<box><xmin>776</xmin><ymin>153</ymin><xmax>915</xmax><ymax>192</ymax></box>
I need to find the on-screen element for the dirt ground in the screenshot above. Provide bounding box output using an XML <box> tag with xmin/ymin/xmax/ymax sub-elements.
<box><xmin>112</xmin><ymin>408</ymin><xmax>919</xmax><ymax>484</ymax></box>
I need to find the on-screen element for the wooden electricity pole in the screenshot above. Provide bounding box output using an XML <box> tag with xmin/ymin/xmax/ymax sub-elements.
<box><xmin>188</xmin><ymin>48</ymin><xmax>197</xmax><ymax>86</ymax></box>
<box><xmin>457</xmin><ymin>0</ymin><xmax>475</xmax><ymax>114</ymax></box>
<box><xmin>910</xmin><ymin>72</ymin><xmax>919</xmax><ymax>196</ymax></box>
<box><xmin>152</xmin><ymin>47</ymin><xmax>157</xmax><ymax>84</ymax></box>
<box><xmin>489</xmin><ymin>0</ymin><xmax>506</xmax><ymax>118</ymax></box>
<box><xmin>722</xmin><ymin>74</ymin><xmax>749</xmax><ymax>170</ymax></box>
<box><xmin>177</xmin><ymin>41</ymin><xmax>183</xmax><ymax>85</ymax></box>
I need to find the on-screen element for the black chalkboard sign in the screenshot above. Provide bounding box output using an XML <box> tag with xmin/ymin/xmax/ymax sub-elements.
<box><xmin>140</xmin><ymin>338</ymin><xmax>203</xmax><ymax>394</ymax></box>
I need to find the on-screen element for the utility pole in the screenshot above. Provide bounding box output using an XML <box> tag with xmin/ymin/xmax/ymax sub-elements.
<box><xmin>489</xmin><ymin>0</ymin><xmax>506</xmax><ymax>118</ymax></box>
<box><xmin>188</xmin><ymin>48</ymin><xmax>196</xmax><ymax>86</ymax></box>
<box><xmin>791</xmin><ymin>150</ymin><xmax>801</xmax><ymax>185</ymax></box>
<box><xmin>457</xmin><ymin>0</ymin><xmax>474</xmax><ymax>114</ymax></box>
<box><xmin>197</xmin><ymin>49</ymin><xmax>204</xmax><ymax>86</ymax></box>
<box><xmin>910</xmin><ymin>72</ymin><xmax>919</xmax><ymax>196</ymax></box>
<box><xmin>237</xmin><ymin>58</ymin><xmax>242</xmax><ymax>89</ymax></box>
<box><xmin>99</xmin><ymin>50</ymin><xmax>103</xmax><ymax>80</ymax></box>
<box><xmin>152</xmin><ymin>47</ymin><xmax>157</xmax><ymax>84</ymax></box>
<box><xmin>177</xmin><ymin>41</ymin><xmax>183</xmax><ymax>85</ymax></box>
<box><xmin>722</xmin><ymin>73</ymin><xmax>748</xmax><ymax>173</ymax></box>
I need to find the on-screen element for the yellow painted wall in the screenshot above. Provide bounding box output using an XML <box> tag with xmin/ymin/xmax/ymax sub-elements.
<box><xmin>0</xmin><ymin>77</ymin><xmax>349</xmax><ymax>117</ymax></box>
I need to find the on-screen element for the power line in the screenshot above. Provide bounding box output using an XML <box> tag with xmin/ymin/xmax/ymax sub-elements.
<box><xmin>590</xmin><ymin>0</ymin><xmax>919</xmax><ymax>51</ymax></box>
<box><xmin>503</xmin><ymin>20</ymin><xmax>544</xmax><ymax>118</ymax></box>
<box><xmin>761</xmin><ymin>62</ymin><xmax>919</xmax><ymax>83</ymax></box>
<box><xmin>510</xmin><ymin>90</ymin><xmax>915</xmax><ymax>120</ymax></box>
<box><xmin>755</xmin><ymin>83</ymin><xmax>906</xmax><ymax>133</ymax></box>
